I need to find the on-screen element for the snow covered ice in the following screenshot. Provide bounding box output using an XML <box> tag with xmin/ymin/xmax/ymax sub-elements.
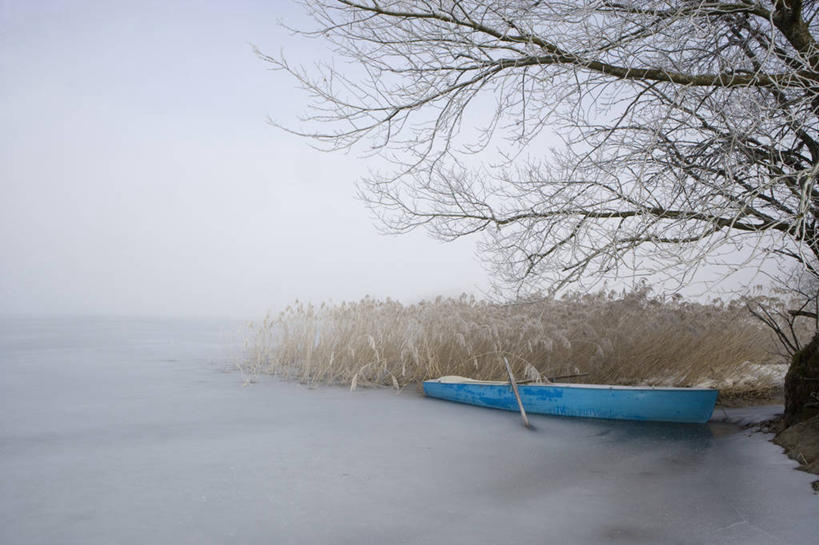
<box><xmin>1</xmin><ymin>317</ymin><xmax>816</xmax><ymax>545</ymax></box>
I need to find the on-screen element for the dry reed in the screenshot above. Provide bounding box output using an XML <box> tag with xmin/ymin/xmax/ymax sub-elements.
<box><xmin>242</xmin><ymin>288</ymin><xmax>789</xmax><ymax>396</ymax></box>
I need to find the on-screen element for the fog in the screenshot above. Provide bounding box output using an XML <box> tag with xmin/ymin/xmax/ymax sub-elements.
<box><xmin>2</xmin><ymin>1</ymin><xmax>786</xmax><ymax>321</ymax></box>
<box><xmin>0</xmin><ymin>0</ymin><xmax>490</xmax><ymax>319</ymax></box>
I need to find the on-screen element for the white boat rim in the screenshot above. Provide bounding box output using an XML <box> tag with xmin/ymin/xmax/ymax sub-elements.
<box><xmin>427</xmin><ymin>375</ymin><xmax>716</xmax><ymax>391</ymax></box>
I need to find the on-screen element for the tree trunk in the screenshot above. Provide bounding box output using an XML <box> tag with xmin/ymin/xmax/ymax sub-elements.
<box><xmin>784</xmin><ymin>332</ymin><xmax>819</xmax><ymax>426</ymax></box>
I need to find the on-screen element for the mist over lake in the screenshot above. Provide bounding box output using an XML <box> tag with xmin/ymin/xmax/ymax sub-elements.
<box><xmin>1</xmin><ymin>316</ymin><xmax>816</xmax><ymax>544</ymax></box>
<box><xmin>3</xmin><ymin>1</ymin><xmax>819</xmax><ymax>542</ymax></box>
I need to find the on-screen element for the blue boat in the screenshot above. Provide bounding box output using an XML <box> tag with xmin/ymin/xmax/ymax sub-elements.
<box><xmin>423</xmin><ymin>376</ymin><xmax>718</xmax><ymax>424</ymax></box>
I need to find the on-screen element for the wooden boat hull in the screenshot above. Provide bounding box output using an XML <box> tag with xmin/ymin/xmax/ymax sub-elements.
<box><xmin>422</xmin><ymin>379</ymin><xmax>718</xmax><ymax>424</ymax></box>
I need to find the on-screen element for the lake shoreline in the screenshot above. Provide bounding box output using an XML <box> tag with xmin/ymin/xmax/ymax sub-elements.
<box><xmin>3</xmin><ymin>317</ymin><xmax>817</xmax><ymax>544</ymax></box>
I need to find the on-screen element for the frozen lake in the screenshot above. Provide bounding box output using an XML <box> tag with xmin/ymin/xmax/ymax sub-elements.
<box><xmin>1</xmin><ymin>316</ymin><xmax>816</xmax><ymax>544</ymax></box>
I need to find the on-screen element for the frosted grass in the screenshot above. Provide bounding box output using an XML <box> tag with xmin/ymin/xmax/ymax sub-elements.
<box><xmin>243</xmin><ymin>289</ymin><xmax>793</xmax><ymax>397</ymax></box>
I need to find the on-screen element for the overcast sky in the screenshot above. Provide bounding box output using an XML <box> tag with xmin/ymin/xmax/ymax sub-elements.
<box><xmin>0</xmin><ymin>0</ymin><xmax>492</xmax><ymax>319</ymax></box>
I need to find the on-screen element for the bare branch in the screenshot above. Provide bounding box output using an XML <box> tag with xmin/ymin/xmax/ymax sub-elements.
<box><xmin>268</xmin><ymin>0</ymin><xmax>819</xmax><ymax>299</ymax></box>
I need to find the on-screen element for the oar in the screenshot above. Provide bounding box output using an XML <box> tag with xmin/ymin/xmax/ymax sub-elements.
<box><xmin>516</xmin><ymin>372</ymin><xmax>589</xmax><ymax>384</ymax></box>
<box><xmin>503</xmin><ymin>357</ymin><xmax>531</xmax><ymax>429</ymax></box>
<box><xmin>547</xmin><ymin>372</ymin><xmax>589</xmax><ymax>381</ymax></box>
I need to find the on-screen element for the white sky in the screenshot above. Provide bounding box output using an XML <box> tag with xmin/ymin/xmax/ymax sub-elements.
<box><xmin>0</xmin><ymin>0</ymin><xmax>491</xmax><ymax>319</ymax></box>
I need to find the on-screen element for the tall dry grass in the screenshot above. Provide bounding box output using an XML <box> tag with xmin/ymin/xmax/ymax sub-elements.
<box><xmin>242</xmin><ymin>288</ymin><xmax>788</xmax><ymax>396</ymax></box>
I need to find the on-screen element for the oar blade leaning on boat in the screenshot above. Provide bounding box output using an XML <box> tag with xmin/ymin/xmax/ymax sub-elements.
<box><xmin>503</xmin><ymin>357</ymin><xmax>531</xmax><ymax>429</ymax></box>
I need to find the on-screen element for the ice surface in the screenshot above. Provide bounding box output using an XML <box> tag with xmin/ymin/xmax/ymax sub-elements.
<box><xmin>1</xmin><ymin>317</ymin><xmax>816</xmax><ymax>545</ymax></box>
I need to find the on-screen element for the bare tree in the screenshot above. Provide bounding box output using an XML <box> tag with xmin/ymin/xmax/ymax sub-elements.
<box><xmin>746</xmin><ymin>263</ymin><xmax>819</xmax><ymax>359</ymax></box>
<box><xmin>265</xmin><ymin>1</ymin><xmax>819</xmax><ymax>419</ymax></box>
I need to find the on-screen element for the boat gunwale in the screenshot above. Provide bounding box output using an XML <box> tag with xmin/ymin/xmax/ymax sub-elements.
<box><xmin>424</xmin><ymin>377</ymin><xmax>717</xmax><ymax>392</ymax></box>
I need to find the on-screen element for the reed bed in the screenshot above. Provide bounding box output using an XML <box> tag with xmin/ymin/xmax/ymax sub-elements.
<box><xmin>243</xmin><ymin>289</ymin><xmax>789</xmax><ymax>397</ymax></box>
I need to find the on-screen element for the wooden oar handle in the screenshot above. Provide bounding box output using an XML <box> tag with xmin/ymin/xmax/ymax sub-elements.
<box><xmin>503</xmin><ymin>357</ymin><xmax>531</xmax><ymax>429</ymax></box>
